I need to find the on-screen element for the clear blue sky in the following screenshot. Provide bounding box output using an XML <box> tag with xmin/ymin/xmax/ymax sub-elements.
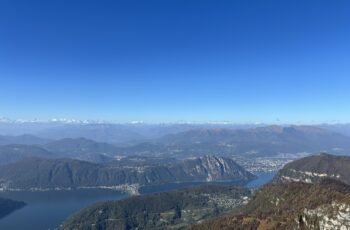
<box><xmin>1</xmin><ymin>0</ymin><xmax>350</xmax><ymax>123</ymax></box>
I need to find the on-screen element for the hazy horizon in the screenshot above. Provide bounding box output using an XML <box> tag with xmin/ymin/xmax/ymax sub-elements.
<box><xmin>1</xmin><ymin>116</ymin><xmax>350</xmax><ymax>126</ymax></box>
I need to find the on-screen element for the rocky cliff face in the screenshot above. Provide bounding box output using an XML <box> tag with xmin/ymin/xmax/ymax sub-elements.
<box><xmin>181</xmin><ymin>155</ymin><xmax>255</xmax><ymax>182</ymax></box>
<box><xmin>302</xmin><ymin>201</ymin><xmax>350</xmax><ymax>229</ymax></box>
<box><xmin>0</xmin><ymin>156</ymin><xmax>255</xmax><ymax>192</ymax></box>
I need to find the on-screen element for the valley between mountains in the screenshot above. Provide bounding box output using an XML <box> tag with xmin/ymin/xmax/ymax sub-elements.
<box><xmin>1</xmin><ymin>124</ymin><xmax>350</xmax><ymax>229</ymax></box>
<box><xmin>61</xmin><ymin>153</ymin><xmax>350</xmax><ymax>230</ymax></box>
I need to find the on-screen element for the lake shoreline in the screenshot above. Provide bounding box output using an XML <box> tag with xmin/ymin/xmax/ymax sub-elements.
<box><xmin>0</xmin><ymin>172</ymin><xmax>276</xmax><ymax>230</ymax></box>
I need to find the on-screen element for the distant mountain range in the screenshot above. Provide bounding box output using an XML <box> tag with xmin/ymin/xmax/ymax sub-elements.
<box><xmin>0</xmin><ymin>138</ymin><xmax>119</xmax><ymax>164</ymax></box>
<box><xmin>320</xmin><ymin>123</ymin><xmax>350</xmax><ymax>137</ymax></box>
<box><xmin>36</xmin><ymin>124</ymin><xmax>147</xmax><ymax>144</ymax></box>
<box><xmin>44</xmin><ymin>138</ymin><xmax>119</xmax><ymax>162</ymax></box>
<box><xmin>0</xmin><ymin>122</ymin><xmax>203</xmax><ymax>144</ymax></box>
<box><xmin>0</xmin><ymin>156</ymin><xmax>255</xmax><ymax>192</ymax></box>
<box><xmin>0</xmin><ymin>134</ymin><xmax>51</xmax><ymax>145</ymax></box>
<box><xmin>2</xmin><ymin>121</ymin><xmax>349</xmax><ymax>146</ymax></box>
<box><xmin>147</xmin><ymin>125</ymin><xmax>350</xmax><ymax>157</ymax></box>
<box><xmin>0</xmin><ymin>144</ymin><xmax>53</xmax><ymax>165</ymax></box>
<box><xmin>0</xmin><ymin>125</ymin><xmax>350</xmax><ymax>165</ymax></box>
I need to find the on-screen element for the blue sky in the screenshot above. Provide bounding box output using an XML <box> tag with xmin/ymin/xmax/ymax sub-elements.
<box><xmin>1</xmin><ymin>0</ymin><xmax>350</xmax><ymax>123</ymax></box>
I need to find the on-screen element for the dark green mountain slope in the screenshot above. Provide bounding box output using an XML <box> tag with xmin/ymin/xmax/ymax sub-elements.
<box><xmin>273</xmin><ymin>153</ymin><xmax>350</xmax><ymax>185</ymax></box>
<box><xmin>60</xmin><ymin>185</ymin><xmax>250</xmax><ymax>230</ymax></box>
<box><xmin>0</xmin><ymin>156</ymin><xmax>255</xmax><ymax>192</ymax></box>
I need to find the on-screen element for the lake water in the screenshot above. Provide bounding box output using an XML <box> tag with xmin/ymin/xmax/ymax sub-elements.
<box><xmin>245</xmin><ymin>171</ymin><xmax>276</xmax><ymax>188</ymax></box>
<box><xmin>0</xmin><ymin>189</ymin><xmax>128</xmax><ymax>230</ymax></box>
<box><xmin>0</xmin><ymin>172</ymin><xmax>275</xmax><ymax>230</ymax></box>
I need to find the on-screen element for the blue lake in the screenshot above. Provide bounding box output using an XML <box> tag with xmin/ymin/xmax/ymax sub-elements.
<box><xmin>245</xmin><ymin>171</ymin><xmax>277</xmax><ymax>188</ymax></box>
<box><xmin>0</xmin><ymin>189</ymin><xmax>127</xmax><ymax>230</ymax></box>
<box><xmin>0</xmin><ymin>172</ymin><xmax>275</xmax><ymax>230</ymax></box>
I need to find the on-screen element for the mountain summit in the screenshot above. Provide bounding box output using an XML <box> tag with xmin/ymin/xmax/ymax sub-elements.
<box><xmin>273</xmin><ymin>153</ymin><xmax>350</xmax><ymax>185</ymax></box>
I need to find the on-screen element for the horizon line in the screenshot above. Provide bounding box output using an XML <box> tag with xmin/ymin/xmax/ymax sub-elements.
<box><xmin>0</xmin><ymin>117</ymin><xmax>349</xmax><ymax>126</ymax></box>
